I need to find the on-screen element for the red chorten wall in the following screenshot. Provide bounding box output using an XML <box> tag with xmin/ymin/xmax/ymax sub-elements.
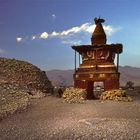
<box><xmin>74</xmin><ymin>80</ymin><xmax>87</xmax><ymax>89</ymax></box>
<box><xmin>104</xmin><ymin>78</ymin><xmax>119</xmax><ymax>90</ymax></box>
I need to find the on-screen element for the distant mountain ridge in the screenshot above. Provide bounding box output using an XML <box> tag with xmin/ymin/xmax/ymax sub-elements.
<box><xmin>119</xmin><ymin>66</ymin><xmax>140</xmax><ymax>86</ymax></box>
<box><xmin>47</xmin><ymin>66</ymin><xmax>140</xmax><ymax>87</ymax></box>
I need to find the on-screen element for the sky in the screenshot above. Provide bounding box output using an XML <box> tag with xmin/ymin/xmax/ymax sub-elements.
<box><xmin>0</xmin><ymin>0</ymin><xmax>140</xmax><ymax>70</ymax></box>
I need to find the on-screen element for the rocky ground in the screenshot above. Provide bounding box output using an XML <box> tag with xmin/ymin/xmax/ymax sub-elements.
<box><xmin>0</xmin><ymin>90</ymin><xmax>140</xmax><ymax>140</ymax></box>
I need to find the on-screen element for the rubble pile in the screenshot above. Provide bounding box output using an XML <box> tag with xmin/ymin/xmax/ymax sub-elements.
<box><xmin>62</xmin><ymin>87</ymin><xmax>87</xmax><ymax>103</ymax></box>
<box><xmin>0</xmin><ymin>58</ymin><xmax>53</xmax><ymax>94</ymax></box>
<box><xmin>100</xmin><ymin>89</ymin><xmax>133</xmax><ymax>102</ymax></box>
<box><xmin>0</xmin><ymin>57</ymin><xmax>53</xmax><ymax>119</ymax></box>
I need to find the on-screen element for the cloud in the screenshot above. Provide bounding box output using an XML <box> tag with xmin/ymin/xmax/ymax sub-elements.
<box><xmin>104</xmin><ymin>25</ymin><xmax>121</xmax><ymax>36</ymax></box>
<box><xmin>39</xmin><ymin>32</ymin><xmax>49</xmax><ymax>39</ymax></box>
<box><xmin>0</xmin><ymin>48</ymin><xmax>5</xmax><ymax>54</ymax></box>
<box><xmin>51</xmin><ymin>31</ymin><xmax>60</xmax><ymax>37</ymax></box>
<box><xmin>60</xmin><ymin>25</ymin><xmax>83</xmax><ymax>36</ymax></box>
<box><xmin>16</xmin><ymin>21</ymin><xmax>121</xmax><ymax>45</ymax></box>
<box><xmin>52</xmin><ymin>14</ymin><xmax>56</xmax><ymax>19</ymax></box>
<box><xmin>31</xmin><ymin>36</ymin><xmax>36</xmax><ymax>40</ymax></box>
<box><xmin>16</xmin><ymin>37</ymin><xmax>23</xmax><ymax>42</ymax></box>
<box><xmin>50</xmin><ymin>23</ymin><xmax>91</xmax><ymax>37</ymax></box>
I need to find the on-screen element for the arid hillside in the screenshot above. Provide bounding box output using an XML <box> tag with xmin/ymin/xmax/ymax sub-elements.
<box><xmin>119</xmin><ymin>66</ymin><xmax>140</xmax><ymax>86</ymax></box>
<box><xmin>47</xmin><ymin>66</ymin><xmax>140</xmax><ymax>87</ymax></box>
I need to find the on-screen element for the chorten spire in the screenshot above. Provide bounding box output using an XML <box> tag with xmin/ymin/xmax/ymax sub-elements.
<box><xmin>91</xmin><ymin>17</ymin><xmax>107</xmax><ymax>45</ymax></box>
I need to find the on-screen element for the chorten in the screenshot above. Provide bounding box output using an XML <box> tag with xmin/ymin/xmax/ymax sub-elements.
<box><xmin>72</xmin><ymin>17</ymin><xmax>123</xmax><ymax>99</ymax></box>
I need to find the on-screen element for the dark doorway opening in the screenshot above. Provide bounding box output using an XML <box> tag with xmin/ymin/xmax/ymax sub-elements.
<box><xmin>86</xmin><ymin>81</ymin><xmax>94</xmax><ymax>99</ymax></box>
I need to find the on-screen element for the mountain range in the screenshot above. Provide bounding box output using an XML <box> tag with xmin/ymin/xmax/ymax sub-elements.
<box><xmin>47</xmin><ymin>66</ymin><xmax>140</xmax><ymax>87</ymax></box>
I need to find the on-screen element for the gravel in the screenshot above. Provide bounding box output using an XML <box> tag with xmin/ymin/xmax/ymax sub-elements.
<box><xmin>0</xmin><ymin>91</ymin><xmax>140</xmax><ymax>140</ymax></box>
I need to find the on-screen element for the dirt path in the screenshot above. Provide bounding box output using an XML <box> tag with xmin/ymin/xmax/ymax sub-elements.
<box><xmin>0</xmin><ymin>96</ymin><xmax>140</xmax><ymax>140</ymax></box>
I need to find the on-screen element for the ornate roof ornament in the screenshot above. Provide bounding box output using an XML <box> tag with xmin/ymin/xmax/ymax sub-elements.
<box><xmin>94</xmin><ymin>17</ymin><xmax>105</xmax><ymax>25</ymax></box>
